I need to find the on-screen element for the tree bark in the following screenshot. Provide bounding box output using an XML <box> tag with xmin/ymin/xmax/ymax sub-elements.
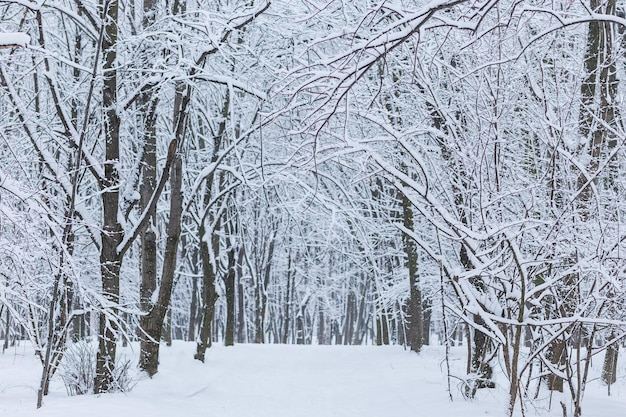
<box><xmin>236</xmin><ymin>246</ymin><xmax>246</xmax><ymax>343</ymax></box>
<box><xmin>281</xmin><ymin>250</ymin><xmax>293</xmax><ymax>344</ymax></box>
<box><xmin>224</xmin><ymin>241</ymin><xmax>236</xmax><ymax>346</ymax></box>
<box><xmin>602</xmin><ymin>332</ymin><xmax>619</xmax><ymax>387</ymax></box>
<box><xmin>402</xmin><ymin>191</ymin><xmax>423</xmax><ymax>352</ymax></box>
<box><xmin>254</xmin><ymin>229</ymin><xmax>276</xmax><ymax>344</ymax></box>
<box><xmin>188</xmin><ymin>258</ymin><xmax>199</xmax><ymax>342</ymax></box>
<box><xmin>94</xmin><ymin>0</ymin><xmax>122</xmax><ymax>393</ymax></box>
<box><xmin>3</xmin><ymin>308</ymin><xmax>9</xmax><ymax>352</ymax></box>
<box><xmin>139</xmin><ymin>156</ymin><xmax>183</xmax><ymax>376</ymax></box>
<box><xmin>195</xmin><ymin>219</ymin><xmax>220</xmax><ymax>362</ymax></box>
<box><xmin>376</xmin><ymin>301</ymin><xmax>390</xmax><ymax>346</ymax></box>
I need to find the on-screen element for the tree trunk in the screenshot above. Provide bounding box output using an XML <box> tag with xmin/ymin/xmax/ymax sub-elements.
<box><xmin>165</xmin><ymin>308</ymin><xmax>172</xmax><ymax>346</ymax></box>
<box><xmin>95</xmin><ymin>237</ymin><xmax>121</xmax><ymax>393</ymax></box>
<box><xmin>254</xmin><ymin>231</ymin><xmax>276</xmax><ymax>344</ymax></box>
<box><xmin>138</xmin><ymin>84</ymin><xmax>158</xmax><ymax>367</ymax></box>
<box><xmin>188</xmin><ymin>269</ymin><xmax>199</xmax><ymax>342</ymax></box>
<box><xmin>195</xmin><ymin>220</ymin><xmax>220</xmax><ymax>362</ymax></box>
<box><xmin>296</xmin><ymin>306</ymin><xmax>306</xmax><ymax>345</ymax></box>
<box><xmin>353</xmin><ymin>279</ymin><xmax>369</xmax><ymax>345</ymax></box>
<box><xmin>236</xmin><ymin>247</ymin><xmax>246</xmax><ymax>343</ymax></box>
<box><xmin>93</xmin><ymin>0</ymin><xmax>123</xmax><ymax>394</ymax></box>
<box><xmin>224</xmin><ymin>243</ymin><xmax>236</xmax><ymax>346</ymax></box>
<box><xmin>578</xmin><ymin>0</ymin><xmax>617</xmax><ymax>206</ymax></box>
<box><xmin>136</xmin><ymin>0</ymin><xmax>187</xmax><ymax>371</ymax></box>
<box><xmin>139</xmin><ymin>156</ymin><xmax>183</xmax><ymax>376</ymax></box>
<box><xmin>343</xmin><ymin>292</ymin><xmax>355</xmax><ymax>345</ymax></box>
<box><xmin>254</xmin><ymin>278</ymin><xmax>263</xmax><ymax>343</ymax></box>
<box><xmin>376</xmin><ymin>302</ymin><xmax>390</xmax><ymax>346</ymax></box>
<box><xmin>281</xmin><ymin>250</ymin><xmax>293</xmax><ymax>344</ymax></box>
<box><xmin>402</xmin><ymin>192</ymin><xmax>423</xmax><ymax>352</ymax></box>
<box><xmin>3</xmin><ymin>308</ymin><xmax>9</xmax><ymax>352</ymax></box>
<box><xmin>422</xmin><ymin>299</ymin><xmax>431</xmax><ymax>345</ymax></box>
<box><xmin>602</xmin><ymin>331</ymin><xmax>619</xmax><ymax>387</ymax></box>
<box><xmin>470</xmin><ymin>313</ymin><xmax>495</xmax><ymax>390</ymax></box>
<box><xmin>317</xmin><ymin>309</ymin><xmax>326</xmax><ymax>345</ymax></box>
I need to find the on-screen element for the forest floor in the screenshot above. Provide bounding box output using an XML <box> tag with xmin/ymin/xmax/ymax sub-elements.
<box><xmin>1</xmin><ymin>340</ymin><xmax>625</xmax><ymax>417</ymax></box>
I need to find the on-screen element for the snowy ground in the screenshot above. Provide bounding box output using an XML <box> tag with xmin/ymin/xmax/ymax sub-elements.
<box><xmin>1</xmin><ymin>341</ymin><xmax>625</xmax><ymax>417</ymax></box>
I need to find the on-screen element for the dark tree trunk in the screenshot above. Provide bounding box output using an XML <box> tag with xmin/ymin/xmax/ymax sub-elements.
<box><xmin>138</xmin><ymin>102</ymin><xmax>157</xmax><ymax>355</ymax></box>
<box><xmin>353</xmin><ymin>279</ymin><xmax>369</xmax><ymax>345</ymax></box>
<box><xmin>3</xmin><ymin>308</ymin><xmax>9</xmax><ymax>352</ymax></box>
<box><xmin>236</xmin><ymin>282</ymin><xmax>246</xmax><ymax>343</ymax></box>
<box><xmin>134</xmin><ymin>0</ymin><xmax>184</xmax><ymax>378</ymax></box>
<box><xmin>547</xmin><ymin>338</ymin><xmax>566</xmax><ymax>392</ymax></box>
<box><xmin>471</xmin><ymin>314</ymin><xmax>495</xmax><ymax>389</ymax></box>
<box><xmin>578</xmin><ymin>0</ymin><xmax>617</xmax><ymax>206</ymax></box>
<box><xmin>138</xmin><ymin>91</ymin><xmax>158</xmax><ymax>322</ymax></box>
<box><xmin>139</xmin><ymin>156</ymin><xmax>183</xmax><ymax>376</ymax></box>
<box><xmin>317</xmin><ymin>310</ymin><xmax>326</xmax><ymax>345</ymax></box>
<box><xmin>376</xmin><ymin>302</ymin><xmax>390</xmax><ymax>346</ymax></box>
<box><xmin>281</xmin><ymin>250</ymin><xmax>293</xmax><ymax>344</ymax></box>
<box><xmin>381</xmin><ymin>315</ymin><xmax>389</xmax><ymax>345</ymax></box>
<box><xmin>333</xmin><ymin>320</ymin><xmax>343</xmax><ymax>345</ymax></box>
<box><xmin>402</xmin><ymin>193</ymin><xmax>423</xmax><ymax>352</ymax></box>
<box><xmin>254</xmin><ymin>280</ymin><xmax>263</xmax><ymax>343</ymax></box>
<box><xmin>254</xmin><ymin>231</ymin><xmax>276</xmax><ymax>344</ymax></box>
<box><xmin>139</xmin><ymin>224</ymin><xmax>157</xmax><ymax>318</ymax></box>
<box><xmin>93</xmin><ymin>0</ymin><xmax>123</xmax><ymax>394</ymax></box>
<box><xmin>195</xmin><ymin>221</ymin><xmax>220</xmax><ymax>362</ymax></box>
<box><xmin>397</xmin><ymin>303</ymin><xmax>406</xmax><ymax>346</ymax></box>
<box><xmin>235</xmin><ymin>246</ymin><xmax>246</xmax><ymax>343</ymax></box>
<box><xmin>188</xmin><ymin>271</ymin><xmax>199</xmax><ymax>342</ymax></box>
<box><xmin>343</xmin><ymin>292</ymin><xmax>356</xmax><ymax>345</ymax></box>
<box><xmin>193</xmin><ymin>89</ymin><xmax>228</xmax><ymax>356</ymax></box>
<box><xmin>296</xmin><ymin>306</ymin><xmax>306</xmax><ymax>345</ymax></box>
<box><xmin>164</xmin><ymin>308</ymin><xmax>172</xmax><ymax>346</ymax></box>
<box><xmin>95</xmin><ymin>239</ymin><xmax>121</xmax><ymax>393</ymax></box>
<box><xmin>224</xmin><ymin>243</ymin><xmax>236</xmax><ymax>346</ymax></box>
<box><xmin>602</xmin><ymin>331</ymin><xmax>619</xmax><ymax>386</ymax></box>
<box><xmin>422</xmin><ymin>299</ymin><xmax>431</xmax><ymax>345</ymax></box>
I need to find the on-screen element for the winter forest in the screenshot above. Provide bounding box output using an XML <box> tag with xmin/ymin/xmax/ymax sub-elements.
<box><xmin>1</xmin><ymin>0</ymin><xmax>626</xmax><ymax>416</ymax></box>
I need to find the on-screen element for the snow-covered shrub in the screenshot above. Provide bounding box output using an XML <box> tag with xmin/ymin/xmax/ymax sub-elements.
<box><xmin>59</xmin><ymin>341</ymin><xmax>135</xmax><ymax>395</ymax></box>
<box><xmin>59</xmin><ymin>340</ymin><xmax>94</xmax><ymax>396</ymax></box>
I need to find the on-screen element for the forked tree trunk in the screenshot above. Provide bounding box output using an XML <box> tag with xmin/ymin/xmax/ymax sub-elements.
<box><xmin>139</xmin><ymin>156</ymin><xmax>183</xmax><ymax>376</ymax></box>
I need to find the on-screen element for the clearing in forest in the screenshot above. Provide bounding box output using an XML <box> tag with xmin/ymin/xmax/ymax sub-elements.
<box><xmin>1</xmin><ymin>342</ymin><xmax>625</xmax><ymax>417</ymax></box>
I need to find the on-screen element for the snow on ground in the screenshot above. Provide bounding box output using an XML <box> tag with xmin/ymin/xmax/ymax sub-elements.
<box><xmin>1</xmin><ymin>341</ymin><xmax>625</xmax><ymax>417</ymax></box>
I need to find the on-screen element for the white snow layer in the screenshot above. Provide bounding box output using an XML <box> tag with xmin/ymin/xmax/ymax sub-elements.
<box><xmin>0</xmin><ymin>32</ymin><xmax>29</xmax><ymax>47</ymax></box>
<box><xmin>1</xmin><ymin>342</ymin><xmax>625</xmax><ymax>417</ymax></box>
